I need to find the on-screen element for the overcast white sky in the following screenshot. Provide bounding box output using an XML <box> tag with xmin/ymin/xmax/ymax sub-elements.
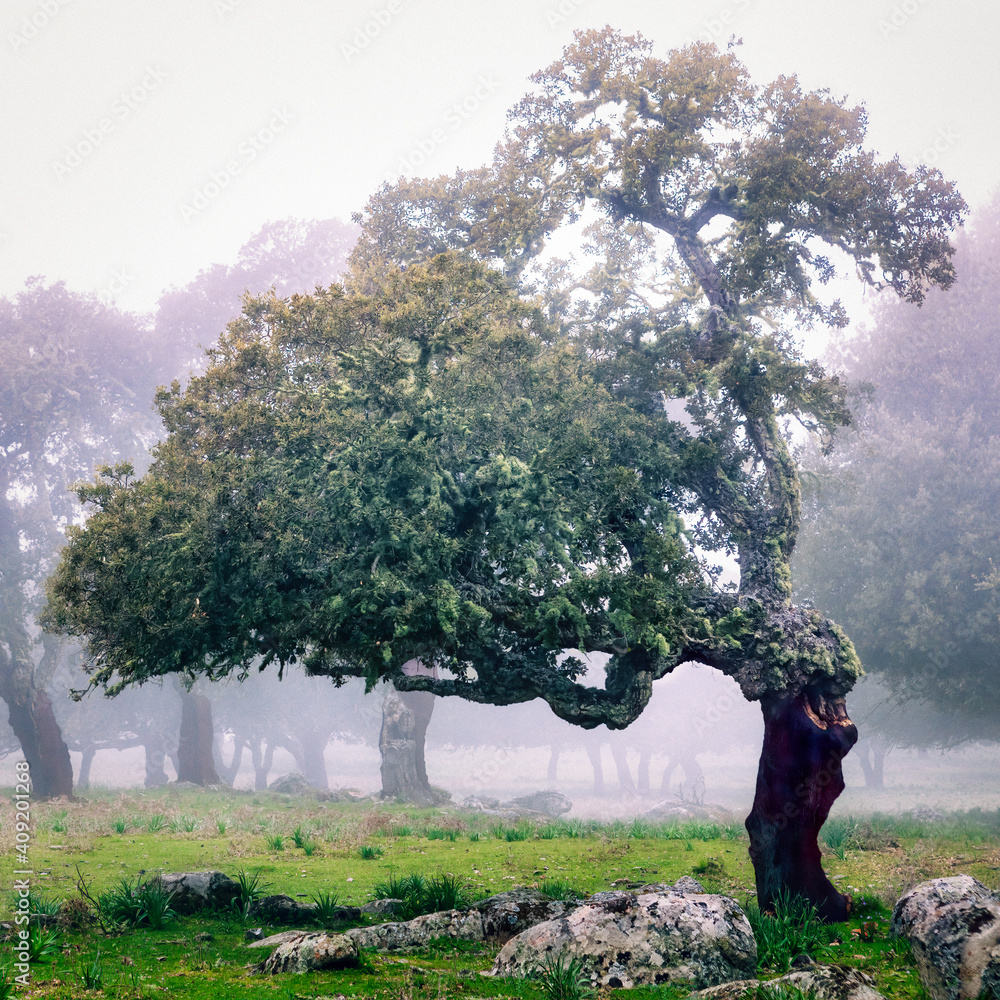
<box><xmin>4</xmin><ymin>0</ymin><xmax>997</xmax><ymax>319</ymax></box>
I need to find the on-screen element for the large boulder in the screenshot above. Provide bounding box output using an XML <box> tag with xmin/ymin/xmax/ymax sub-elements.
<box><xmin>695</xmin><ymin>963</ymin><xmax>886</xmax><ymax>999</ymax></box>
<box><xmin>267</xmin><ymin>771</ymin><xmax>313</xmax><ymax>795</ymax></box>
<box><xmin>147</xmin><ymin>871</ymin><xmax>241</xmax><ymax>914</ymax></box>
<box><xmin>251</xmin><ymin>931</ymin><xmax>359</xmax><ymax>974</ymax></box>
<box><xmin>892</xmin><ymin>875</ymin><xmax>1000</xmax><ymax>1000</ymax></box>
<box><xmin>491</xmin><ymin>887</ymin><xmax>756</xmax><ymax>989</ymax></box>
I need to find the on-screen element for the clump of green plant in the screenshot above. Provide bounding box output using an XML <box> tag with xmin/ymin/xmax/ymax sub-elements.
<box><xmin>291</xmin><ymin>825</ymin><xmax>310</xmax><ymax>848</ymax></box>
<box><xmin>358</xmin><ymin>844</ymin><xmax>384</xmax><ymax>859</ymax></box>
<box><xmin>425</xmin><ymin>826</ymin><xmax>458</xmax><ymax>841</ymax></box>
<box><xmin>146</xmin><ymin>813</ymin><xmax>166</xmax><ymax>833</ymax></box>
<box><xmin>745</xmin><ymin>889</ymin><xmax>831</xmax><ymax>973</ymax></box>
<box><xmin>310</xmin><ymin>890</ymin><xmax>342</xmax><ymax>924</ymax></box>
<box><xmin>234</xmin><ymin>868</ymin><xmax>270</xmax><ymax>911</ymax></box>
<box><xmin>821</xmin><ymin>816</ymin><xmax>856</xmax><ymax>860</ymax></box>
<box><xmin>692</xmin><ymin>857</ymin><xmax>727</xmax><ymax>886</ymax></box>
<box><xmin>0</xmin><ymin>965</ymin><xmax>14</xmax><ymax>1000</ymax></box>
<box><xmin>26</xmin><ymin>891</ymin><xmax>62</xmax><ymax>917</ymax></box>
<box><xmin>111</xmin><ymin>816</ymin><xmax>128</xmax><ymax>834</ymax></box>
<box><xmin>99</xmin><ymin>876</ymin><xmax>176</xmax><ymax>929</ymax></box>
<box><xmin>373</xmin><ymin>872</ymin><xmax>473</xmax><ymax>919</ymax></box>
<box><xmin>77</xmin><ymin>950</ymin><xmax>103</xmax><ymax>990</ymax></box>
<box><xmin>539</xmin><ymin>879</ymin><xmax>579</xmax><ymax>902</ymax></box>
<box><xmin>26</xmin><ymin>925</ymin><xmax>61</xmax><ymax>964</ymax></box>
<box><xmin>538</xmin><ymin>955</ymin><xmax>596</xmax><ymax>1000</ymax></box>
<box><xmin>264</xmin><ymin>833</ymin><xmax>285</xmax><ymax>851</ymax></box>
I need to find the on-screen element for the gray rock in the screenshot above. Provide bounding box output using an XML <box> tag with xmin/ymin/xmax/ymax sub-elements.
<box><xmin>249</xmin><ymin>894</ymin><xmax>319</xmax><ymax>925</ymax></box>
<box><xmin>147</xmin><ymin>871</ymin><xmax>241</xmax><ymax>914</ymax></box>
<box><xmin>247</xmin><ymin>929</ymin><xmax>313</xmax><ymax>950</ymax></box>
<box><xmin>506</xmin><ymin>790</ymin><xmax>572</xmax><ymax>817</ymax></box>
<box><xmin>490</xmin><ymin>888</ymin><xmax>756</xmax><ymax>989</ymax></box>
<box><xmin>643</xmin><ymin>802</ymin><xmax>735</xmax><ymax>823</ymax></box>
<box><xmin>267</xmin><ymin>771</ymin><xmax>313</xmax><ymax>795</ymax></box>
<box><xmin>346</xmin><ymin>908</ymin><xmax>485</xmax><ymax>952</ymax></box>
<box><xmin>361</xmin><ymin>898</ymin><xmax>407</xmax><ymax>917</ymax></box>
<box><xmin>250</xmin><ymin>931</ymin><xmax>359</xmax><ymax>974</ymax></box>
<box><xmin>475</xmin><ymin>889</ymin><xmax>575</xmax><ymax>940</ymax></box>
<box><xmin>695</xmin><ymin>963</ymin><xmax>886</xmax><ymax>999</ymax></box>
<box><xmin>892</xmin><ymin>875</ymin><xmax>1000</xmax><ymax>1000</ymax></box>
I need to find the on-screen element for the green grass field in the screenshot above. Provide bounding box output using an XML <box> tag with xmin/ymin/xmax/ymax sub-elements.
<box><xmin>2</xmin><ymin>788</ymin><xmax>999</xmax><ymax>999</ymax></box>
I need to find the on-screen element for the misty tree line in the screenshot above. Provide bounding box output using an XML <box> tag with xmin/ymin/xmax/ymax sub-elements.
<box><xmin>5</xmin><ymin>28</ymin><xmax>991</xmax><ymax>916</ymax></box>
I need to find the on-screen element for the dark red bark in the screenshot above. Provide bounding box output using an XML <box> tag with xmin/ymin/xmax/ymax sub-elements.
<box><xmin>745</xmin><ymin>686</ymin><xmax>857</xmax><ymax>921</ymax></box>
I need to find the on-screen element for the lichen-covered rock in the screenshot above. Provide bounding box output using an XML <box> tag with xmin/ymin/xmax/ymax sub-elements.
<box><xmin>491</xmin><ymin>888</ymin><xmax>756</xmax><ymax>989</ymax></box>
<box><xmin>695</xmin><ymin>963</ymin><xmax>886</xmax><ymax>999</ymax></box>
<box><xmin>506</xmin><ymin>790</ymin><xmax>572</xmax><ymax>817</ymax></box>
<box><xmin>148</xmin><ymin>871</ymin><xmax>241</xmax><ymax>914</ymax></box>
<box><xmin>346</xmin><ymin>908</ymin><xmax>485</xmax><ymax>952</ymax></box>
<box><xmin>891</xmin><ymin>875</ymin><xmax>1000</xmax><ymax>1000</ymax></box>
<box><xmin>475</xmin><ymin>889</ymin><xmax>575</xmax><ymax>940</ymax></box>
<box><xmin>246</xmin><ymin>929</ymin><xmax>309</xmax><ymax>950</ymax></box>
<box><xmin>361</xmin><ymin>898</ymin><xmax>407</xmax><ymax>917</ymax></box>
<box><xmin>250</xmin><ymin>931</ymin><xmax>359</xmax><ymax>974</ymax></box>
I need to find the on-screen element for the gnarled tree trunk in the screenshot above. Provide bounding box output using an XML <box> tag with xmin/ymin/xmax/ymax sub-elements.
<box><xmin>4</xmin><ymin>688</ymin><xmax>74</xmax><ymax>799</ymax></box>
<box><xmin>745</xmin><ymin>686</ymin><xmax>857</xmax><ymax>921</ymax></box>
<box><xmin>379</xmin><ymin>688</ymin><xmax>437</xmax><ymax>805</ymax></box>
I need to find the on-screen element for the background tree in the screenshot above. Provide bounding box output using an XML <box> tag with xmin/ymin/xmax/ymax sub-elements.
<box><xmin>794</xmin><ymin>196</ymin><xmax>1000</xmax><ymax>741</ymax></box>
<box><xmin>45</xmin><ymin>30</ymin><xmax>964</xmax><ymax>917</ymax></box>
<box><xmin>0</xmin><ymin>279</ymin><xmax>187</xmax><ymax>796</ymax></box>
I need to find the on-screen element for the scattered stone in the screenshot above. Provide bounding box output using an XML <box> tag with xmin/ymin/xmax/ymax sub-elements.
<box><xmin>249</xmin><ymin>894</ymin><xmax>318</xmax><ymax>925</ymax></box>
<box><xmin>462</xmin><ymin>794</ymin><xmax>501</xmax><ymax>811</ymax></box>
<box><xmin>695</xmin><ymin>963</ymin><xmax>886</xmax><ymax>999</ymax></box>
<box><xmin>194</xmin><ymin>932</ymin><xmax>213</xmax><ymax>943</ymax></box>
<box><xmin>346</xmin><ymin>908</ymin><xmax>485</xmax><ymax>952</ymax></box>
<box><xmin>506</xmin><ymin>790</ymin><xmax>572</xmax><ymax>817</ymax></box>
<box><xmin>267</xmin><ymin>772</ymin><xmax>313</xmax><ymax>795</ymax></box>
<box><xmin>247</xmin><ymin>930</ymin><xmax>313</xmax><ymax>950</ymax></box>
<box><xmin>891</xmin><ymin>875</ymin><xmax>1000</xmax><ymax>1000</ymax></box>
<box><xmin>908</xmin><ymin>806</ymin><xmax>946</xmax><ymax>824</ymax></box>
<box><xmin>244</xmin><ymin>928</ymin><xmax>264</xmax><ymax>942</ymax></box>
<box><xmin>251</xmin><ymin>932</ymin><xmax>359</xmax><ymax>974</ymax></box>
<box><xmin>147</xmin><ymin>871</ymin><xmax>241</xmax><ymax>914</ymax></box>
<box><xmin>490</xmin><ymin>887</ymin><xmax>756</xmax><ymax>989</ymax></box>
<box><xmin>643</xmin><ymin>802</ymin><xmax>736</xmax><ymax>823</ymax></box>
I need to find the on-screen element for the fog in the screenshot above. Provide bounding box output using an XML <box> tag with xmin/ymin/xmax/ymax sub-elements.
<box><xmin>3</xmin><ymin>2</ymin><xmax>998</xmax><ymax>818</ymax></box>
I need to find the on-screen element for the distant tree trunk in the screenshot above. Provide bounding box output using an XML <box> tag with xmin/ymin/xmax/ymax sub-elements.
<box><xmin>297</xmin><ymin>728</ymin><xmax>330</xmax><ymax>790</ymax></box>
<box><xmin>610</xmin><ymin>742</ymin><xmax>636</xmax><ymax>793</ymax></box>
<box><xmin>637</xmin><ymin>748</ymin><xmax>652</xmax><ymax>795</ymax></box>
<box><xmin>77</xmin><ymin>744</ymin><xmax>97</xmax><ymax>790</ymax></box>
<box><xmin>585</xmin><ymin>744</ymin><xmax>604</xmax><ymax>795</ymax></box>
<box><xmin>660</xmin><ymin>751</ymin><xmax>706</xmax><ymax>803</ymax></box>
<box><xmin>855</xmin><ymin>736</ymin><xmax>887</xmax><ymax>788</ymax></box>
<box><xmin>176</xmin><ymin>691</ymin><xmax>221</xmax><ymax>785</ymax></box>
<box><xmin>214</xmin><ymin>733</ymin><xmax>245</xmax><ymax>786</ymax></box>
<box><xmin>143</xmin><ymin>737</ymin><xmax>169</xmax><ymax>787</ymax></box>
<box><xmin>251</xmin><ymin>738</ymin><xmax>276</xmax><ymax>791</ymax></box>
<box><xmin>547</xmin><ymin>743</ymin><xmax>562</xmax><ymax>782</ymax></box>
<box><xmin>4</xmin><ymin>689</ymin><xmax>74</xmax><ymax>799</ymax></box>
<box><xmin>379</xmin><ymin>688</ymin><xmax>437</xmax><ymax>805</ymax></box>
<box><xmin>745</xmin><ymin>688</ymin><xmax>856</xmax><ymax>922</ymax></box>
